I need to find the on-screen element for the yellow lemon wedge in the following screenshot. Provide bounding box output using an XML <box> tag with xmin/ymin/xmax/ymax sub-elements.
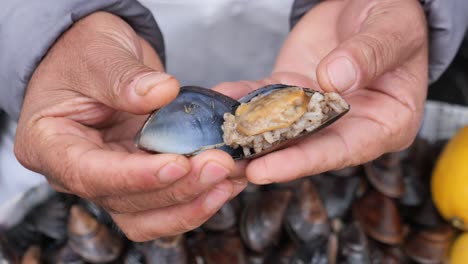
<box><xmin>431</xmin><ymin>126</ymin><xmax>468</xmax><ymax>230</ymax></box>
<box><xmin>451</xmin><ymin>233</ymin><xmax>468</xmax><ymax>264</ymax></box>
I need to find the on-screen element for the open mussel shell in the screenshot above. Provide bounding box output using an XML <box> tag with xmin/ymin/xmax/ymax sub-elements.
<box><xmin>284</xmin><ymin>180</ymin><xmax>330</xmax><ymax>243</ymax></box>
<box><xmin>240</xmin><ymin>189</ymin><xmax>292</xmax><ymax>253</ymax></box>
<box><xmin>135</xmin><ymin>84</ymin><xmax>349</xmax><ymax>160</ymax></box>
<box><xmin>353</xmin><ymin>189</ymin><xmax>405</xmax><ymax>245</ymax></box>
<box><xmin>67</xmin><ymin>205</ymin><xmax>123</xmax><ymax>263</ymax></box>
<box><xmin>230</xmin><ymin>84</ymin><xmax>350</xmax><ymax>160</ymax></box>
<box><xmin>404</xmin><ymin>225</ymin><xmax>454</xmax><ymax>264</ymax></box>
<box><xmin>135</xmin><ymin>86</ymin><xmax>242</xmax><ymax>158</ymax></box>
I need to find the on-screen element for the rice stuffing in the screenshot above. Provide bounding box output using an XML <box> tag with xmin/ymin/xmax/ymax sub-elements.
<box><xmin>222</xmin><ymin>91</ymin><xmax>349</xmax><ymax>157</ymax></box>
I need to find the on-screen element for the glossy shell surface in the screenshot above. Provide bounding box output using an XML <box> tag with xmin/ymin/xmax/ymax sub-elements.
<box><xmin>135</xmin><ymin>84</ymin><xmax>349</xmax><ymax>160</ymax></box>
<box><xmin>135</xmin><ymin>86</ymin><xmax>241</xmax><ymax>157</ymax></box>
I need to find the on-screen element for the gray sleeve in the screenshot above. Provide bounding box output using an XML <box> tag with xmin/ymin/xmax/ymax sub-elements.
<box><xmin>290</xmin><ymin>0</ymin><xmax>468</xmax><ymax>84</ymax></box>
<box><xmin>0</xmin><ymin>0</ymin><xmax>165</xmax><ymax>120</ymax></box>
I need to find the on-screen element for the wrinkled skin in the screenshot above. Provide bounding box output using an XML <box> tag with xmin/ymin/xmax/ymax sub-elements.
<box><xmin>14</xmin><ymin>12</ymin><xmax>247</xmax><ymax>241</ymax></box>
<box><xmin>214</xmin><ymin>0</ymin><xmax>428</xmax><ymax>184</ymax></box>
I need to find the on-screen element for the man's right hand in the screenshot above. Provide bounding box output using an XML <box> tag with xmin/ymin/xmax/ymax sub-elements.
<box><xmin>14</xmin><ymin>12</ymin><xmax>247</xmax><ymax>241</ymax></box>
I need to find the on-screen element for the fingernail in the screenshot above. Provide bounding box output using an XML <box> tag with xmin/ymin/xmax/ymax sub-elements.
<box><xmin>200</xmin><ymin>162</ymin><xmax>230</xmax><ymax>185</ymax></box>
<box><xmin>157</xmin><ymin>163</ymin><xmax>188</xmax><ymax>184</ymax></box>
<box><xmin>327</xmin><ymin>57</ymin><xmax>356</xmax><ymax>92</ymax></box>
<box><xmin>202</xmin><ymin>182</ymin><xmax>232</xmax><ymax>213</ymax></box>
<box><xmin>135</xmin><ymin>72</ymin><xmax>172</xmax><ymax>96</ymax></box>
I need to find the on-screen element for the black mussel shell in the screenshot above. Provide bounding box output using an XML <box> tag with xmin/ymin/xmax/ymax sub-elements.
<box><xmin>337</xmin><ymin>222</ymin><xmax>371</xmax><ymax>264</ymax></box>
<box><xmin>404</xmin><ymin>225</ymin><xmax>454</xmax><ymax>264</ymax></box>
<box><xmin>290</xmin><ymin>236</ymin><xmax>333</xmax><ymax>264</ymax></box>
<box><xmin>313</xmin><ymin>174</ymin><xmax>360</xmax><ymax>220</ymax></box>
<box><xmin>406</xmin><ymin>197</ymin><xmax>445</xmax><ymax>228</ymax></box>
<box><xmin>311</xmin><ymin>173</ymin><xmax>361</xmax><ymax>219</ymax></box>
<box><xmin>353</xmin><ymin>189</ymin><xmax>405</xmax><ymax>245</ymax></box>
<box><xmin>136</xmin><ymin>84</ymin><xmax>349</xmax><ymax>160</ymax></box>
<box><xmin>240</xmin><ymin>190</ymin><xmax>292</xmax><ymax>253</ymax></box>
<box><xmin>67</xmin><ymin>205</ymin><xmax>123</xmax><ymax>263</ymax></box>
<box><xmin>144</xmin><ymin>235</ymin><xmax>188</xmax><ymax>264</ymax></box>
<box><xmin>364</xmin><ymin>156</ymin><xmax>405</xmax><ymax>199</ymax></box>
<box><xmin>123</xmin><ymin>243</ymin><xmax>145</xmax><ymax>264</ymax></box>
<box><xmin>369</xmin><ymin>242</ymin><xmax>409</xmax><ymax>264</ymax></box>
<box><xmin>202</xmin><ymin>200</ymin><xmax>238</xmax><ymax>232</ymax></box>
<box><xmin>43</xmin><ymin>242</ymin><xmax>84</xmax><ymax>264</ymax></box>
<box><xmin>399</xmin><ymin>165</ymin><xmax>427</xmax><ymax>207</ymax></box>
<box><xmin>199</xmin><ymin>231</ymin><xmax>247</xmax><ymax>264</ymax></box>
<box><xmin>284</xmin><ymin>180</ymin><xmax>330</xmax><ymax>243</ymax></box>
<box><xmin>30</xmin><ymin>194</ymin><xmax>72</xmax><ymax>241</ymax></box>
<box><xmin>135</xmin><ymin>86</ymin><xmax>242</xmax><ymax>158</ymax></box>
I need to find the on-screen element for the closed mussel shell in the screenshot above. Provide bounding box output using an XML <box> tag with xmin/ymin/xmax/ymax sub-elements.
<box><xmin>202</xmin><ymin>200</ymin><xmax>238</xmax><ymax>232</ymax></box>
<box><xmin>290</xmin><ymin>236</ymin><xmax>331</xmax><ymax>264</ymax></box>
<box><xmin>337</xmin><ymin>222</ymin><xmax>371</xmax><ymax>264</ymax></box>
<box><xmin>311</xmin><ymin>173</ymin><xmax>361</xmax><ymax>219</ymax></box>
<box><xmin>67</xmin><ymin>205</ymin><xmax>123</xmax><ymax>263</ymax></box>
<box><xmin>43</xmin><ymin>242</ymin><xmax>83</xmax><ymax>264</ymax></box>
<box><xmin>353</xmin><ymin>189</ymin><xmax>405</xmax><ymax>245</ymax></box>
<box><xmin>284</xmin><ymin>179</ymin><xmax>330</xmax><ymax>243</ymax></box>
<box><xmin>404</xmin><ymin>225</ymin><xmax>454</xmax><ymax>264</ymax></box>
<box><xmin>364</xmin><ymin>153</ymin><xmax>405</xmax><ymax>198</ymax></box>
<box><xmin>240</xmin><ymin>189</ymin><xmax>292</xmax><ymax>253</ymax></box>
<box><xmin>144</xmin><ymin>235</ymin><xmax>188</xmax><ymax>264</ymax></box>
<box><xmin>199</xmin><ymin>230</ymin><xmax>246</xmax><ymax>264</ymax></box>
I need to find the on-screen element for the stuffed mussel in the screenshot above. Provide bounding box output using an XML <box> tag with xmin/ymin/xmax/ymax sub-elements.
<box><xmin>135</xmin><ymin>84</ymin><xmax>349</xmax><ymax>159</ymax></box>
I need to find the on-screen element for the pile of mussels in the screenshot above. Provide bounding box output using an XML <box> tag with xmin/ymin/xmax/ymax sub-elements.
<box><xmin>0</xmin><ymin>139</ymin><xmax>457</xmax><ymax>263</ymax></box>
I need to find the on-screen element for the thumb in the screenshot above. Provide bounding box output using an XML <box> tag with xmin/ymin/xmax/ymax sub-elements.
<box><xmin>88</xmin><ymin>55</ymin><xmax>180</xmax><ymax>115</ymax></box>
<box><xmin>316</xmin><ymin>0</ymin><xmax>426</xmax><ymax>93</ymax></box>
<box><xmin>78</xmin><ymin>13</ymin><xmax>180</xmax><ymax>114</ymax></box>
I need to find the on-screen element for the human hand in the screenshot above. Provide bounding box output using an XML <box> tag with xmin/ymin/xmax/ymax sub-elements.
<box><xmin>214</xmin><ymin>0</ymin><xmax>427</xmax><ymax>184</ymax></box>
<box><xmin>14</xmin><ymin>12</ymin><xmax>246</xmax><ymax>241</ymax></box>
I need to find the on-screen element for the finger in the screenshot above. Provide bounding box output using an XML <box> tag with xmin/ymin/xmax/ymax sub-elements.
<box><xmin>16</xmin><ymin>117</ymin><xmax>191</xmax><ymax>198</ymax></box>
<box><xmin>245</xmin><ymin>90</ymin><xmax>418</xmax><ymax>184</ymax></box>
<box><xmin>273</xmin><ymin>0</ymin><xmax>344</xmax><ymax>77</ymax></box>
<box><xmin>72</xmin><ymin>12</ymin><xmax>180</xmax><ymax>114</ymax></box>
<box><xmin>112</xmin><ymin>180</ymin><xmax>234</xmax><ymax>241</ymax></box>
<box><xmin>98</xmin><ymin>149</ymin><xmax>237</xmax><ymax>213</ymax></box>
<box><xmin>212</xmin><ymin>72</ymin><xmax>318</xmax><ymax>100</ymax></box>
<box><xmin>316</xmin><ymin>0</ymin><xmax>426</xmax><ymax>93</ymax></box>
